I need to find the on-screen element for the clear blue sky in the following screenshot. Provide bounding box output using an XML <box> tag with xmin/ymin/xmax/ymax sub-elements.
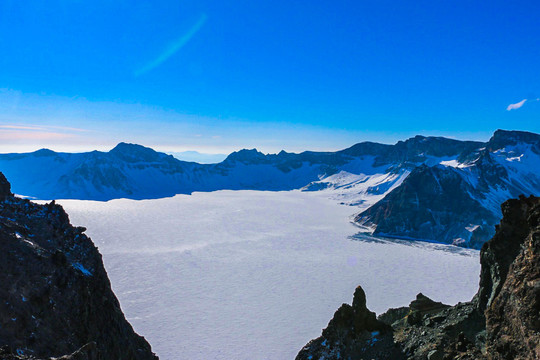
<box><xmin>0</xmin><ymin>0</ymin><xmax>539</xmax><ymax>154</ymax></box>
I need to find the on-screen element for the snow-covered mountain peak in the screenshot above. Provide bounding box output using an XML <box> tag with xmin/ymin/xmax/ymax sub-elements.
<box><xmin>338</xmin><ymin>141</ymin><xmax>391</xmax><ymax>157</ymax></box>
<box><xmin>486</xmin><ymin>129</ymin><xmax>540</xmax><ymax>152</ymax></box>
<box><xmin>32</xmin><ymin>148</ymin><xmax>58</xmax><ymax>157</ymax></box>
<box><xmin>109</xmin><ymin>142</ymin><xmax>174</xmax><ymax>163</ymax></box>
<box><xmin>224</xmin><ymin>148</ymin><xmax>267</xmax><ymax>164</ymax></box>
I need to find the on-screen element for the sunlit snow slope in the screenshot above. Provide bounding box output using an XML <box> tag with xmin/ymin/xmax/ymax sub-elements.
<box><xmin>58</xmin><ymin>191</ymin><xmax>480</xmax><ymax>360</ymax></box>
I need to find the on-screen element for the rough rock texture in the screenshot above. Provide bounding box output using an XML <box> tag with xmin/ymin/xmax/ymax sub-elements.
<box><xmin>373</xmin><ymin>135</ymin><xmax>482</xmax><ymax>167</ymax></box>
<box><xmin>0</xmin><ymin>342</ymin><xmax>96</xmax><ymax>360</ymax></box>
<box><xmin>354</xmin><ymin>164</ymin><xmax>497</xmax><ymax>249</ymax></box>
<box><xmin>483</xmin><ymin>196</ymin><xmax>540</xmax><ymax>359</ymax></box>
<box><xmin>386</xmin><ymin>298</ymin><xmax>486</xmax><ymax>360</ymax></box>
<box><xmin>0</xmin><ymin>172</ymin><xmax>157</xmax><ymax>359</ymax></box>
<box><xmin>298</xmin><ymin>195</ymin><xmax>540</xmax><ymax>359</ymax></box>
<box><xmin>296</xmin><ymin>286</ymin><xmax>403</xmax><ymax>360</ymax></box>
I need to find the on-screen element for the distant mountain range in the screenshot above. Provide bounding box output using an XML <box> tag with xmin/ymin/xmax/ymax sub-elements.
<box><xmin>167</xmin><ymin>150</ymin><xmax>227</xmax><ymax>164</ymax></box>
<box><xmin>0</xmin><ymin>129</ymin><xmax>538</xmax><ymax>248</ymax></box>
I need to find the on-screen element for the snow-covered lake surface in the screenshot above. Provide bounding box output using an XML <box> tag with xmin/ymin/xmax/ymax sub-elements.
<box><xmin>58</xmin><ymin>190</ymin><xmax>480</xmax><ymax>360</ymax></box>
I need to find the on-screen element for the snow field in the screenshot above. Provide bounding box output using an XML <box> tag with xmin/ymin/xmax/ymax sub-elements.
<box><xmin>58</xmin><ymin>190</ymin><xmax>480</xmax><ymax>360</ymax></box>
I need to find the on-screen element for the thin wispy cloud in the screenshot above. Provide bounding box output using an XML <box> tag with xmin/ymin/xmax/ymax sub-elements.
<box><xmin>0</xmin><ymin>125</ymin><xmax>45</xmax><ymax>131</ymax></box>
<box><xmin>0</xmin><ymin>130</ymin><xmax>74</xmax><ymax>141</ymax></box>
<box><xmin>0</xmin><ymin>124</ymin><xmax>90</xmax><ymax>132</ymax></box>
<box><xmin>135</xmin><ymin>14</ymin><xmax>208</xmax><ymax>76</ymax></box>
<box><xmin>507</xmin><ymin>99</ymin><xmax>527</xmax><ymax>111</ymax></box>
<box><xmin>506</xmin><ymin>97</ymin><xmax>540</xmax><ymax>111</ymax></box>
<box><xmin>0</xmin><ymin>124</ymin><xmax>90</xmax><ymax>149</ymax></box>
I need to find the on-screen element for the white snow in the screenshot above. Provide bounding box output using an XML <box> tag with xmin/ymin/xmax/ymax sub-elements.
<box><xmin>466</xmin><ymin>145</ymin><xmax>540</xmax><ymax>216</ymax></box>
<box><xmin>465</xmin><ymin>225</ymin><xmax>480</xmax><ymax>232</ymax></box>
<box><xmin>440</xmin><ymin>159</ymin><xmax>460</xmax><ymax>168</ymax></box>
<box><xmin>306</xmin><ymin>169</ymin><xmax>410</xmax><ymax>210</ymax></box>
<box><xmin>58</xmin><ymin>190</ymin><xmax>480</xmax><ymax>360</ymax></box>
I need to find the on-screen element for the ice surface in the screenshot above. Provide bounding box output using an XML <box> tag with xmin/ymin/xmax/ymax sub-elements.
<box><xmin>58</xmin><ymin>190</ymin><xmax>480</xmax><ymax>360</ymax></box>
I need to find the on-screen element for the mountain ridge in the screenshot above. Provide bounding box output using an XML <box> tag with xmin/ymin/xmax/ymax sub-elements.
<box><xmin>1</xmin><ymin>129</ymin><xmax>538</xmax><ymax>248</ymax></box>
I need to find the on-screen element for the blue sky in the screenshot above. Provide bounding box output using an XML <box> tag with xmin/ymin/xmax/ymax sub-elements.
<box><xmin>0</xmin><ymin>0</ymin><xmax>539</xmax><ymax>154</ymax></box>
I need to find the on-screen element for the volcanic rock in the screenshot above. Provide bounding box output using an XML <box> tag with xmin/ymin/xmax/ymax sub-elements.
<box><xmin>0</xmin><ymin>172</ymin><xmax>157</xmax><ymax>359</ymax></box>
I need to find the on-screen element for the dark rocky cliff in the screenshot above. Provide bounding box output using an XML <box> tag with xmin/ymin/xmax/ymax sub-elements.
<box><xmin>0</xmin><ymin>173</ymin><xmax>157</xmax><ymax>359</ymax></box>
<box><xmin>354</xmin><ymin>164</ymin><xmax>497</xmax><ymax>248</ymax></box>
<box><xmin>298</xmin><ymin>195</ymin><xmax>540</xmax><ymax>359</ymax></box>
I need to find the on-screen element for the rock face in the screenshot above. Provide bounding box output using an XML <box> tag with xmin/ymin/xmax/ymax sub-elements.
<box><xmin>483</xmin><ymin>196</ymin><xmax>540</xmax><ymax>359</ymax></box>
<box><xmin>296</xmin><ymin>287</ymin><xmax>403</xmax><ymax>360</ymax></box>
<box><xmin>297</xmin><ymin>195</ymin><xmax>540</xmax><ymax>359</ymax></box>
<box><xmin>354</xmin><ymin>164</ymin><xmax>498</xmax><ymax>248</ymax></box>
<box><xmin>0</xmin><ymin>172</ymin><xmax>11</xmax><ymax>199</ymax></box>
<box><xmin>0</xmin><ymin>173</ymin><xmax>157</xmax><ymax>359</ymax></box>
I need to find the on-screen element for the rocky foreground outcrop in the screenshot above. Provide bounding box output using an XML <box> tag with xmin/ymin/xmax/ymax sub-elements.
<box><xmin>297</xmin><ymin>195</ymin><xmax>540</xmax><ymax>359</ymax></box>
<box><xmin>0</xmin><ymin>173</ymin><xmax>157</xmax><ymax>359</ymax></box>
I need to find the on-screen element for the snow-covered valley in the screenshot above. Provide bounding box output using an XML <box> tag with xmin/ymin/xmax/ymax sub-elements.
<box><xmin>57</xmin><ymin>190</ymin><xmax>480</xmax><ymax>360</ymax></box>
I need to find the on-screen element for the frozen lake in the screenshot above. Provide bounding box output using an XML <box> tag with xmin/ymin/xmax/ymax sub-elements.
<box><xmin>58</xmin><ymin>190</ymin><xmax>480</xmax><ymax>360</ymax></box>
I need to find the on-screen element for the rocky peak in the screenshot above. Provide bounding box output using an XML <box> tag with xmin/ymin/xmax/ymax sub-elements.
<box><xmin>398</xmin><ymin>135</ymin><xmax>481</xmax><ymax>158</ymax></box>
<box><xmin>367</xmin><ymin>135</ymin><xmax>482</xmax><ymax>167</ymax></box>
<box><xmin>0</xmin><ymin>172</ymin><xmax>11</xmax><ymax>199</ymax></box>
<box><xmin>322</xmin><ymin>286</ymin><xmax>389</xmax><ymax>340</ymax></box>
<box><xmin>109</xmin><ymin>142</ymin><xmax>166</xmax><ymax>163</ymax></box>
<box><xmin>224</xmin><ymin>148</ymin><xmax>267</xmax><ymax>164</ymax></box>
<box><xmin>486</xmin><ymin>129</ymin><xmax>540</xmax><ymax>152</ymax></box>
<box><xmin>338</xmin><ymin>141</ymin><xmax>391</xmax><ymax>157</ymax></box>
<box><xmin>349</xmin><ymin>286</ymin><xmax>388</xmax><ymax>333</ymax></box>
<box><xmin>296</xmin><ymin>286</ymin><xmax>400</xmax><ymax>360</ymax></box>
<box><xmin>31</xmin><ymin>148</ymin><xmax>57</xmax><ymax>157</ymax></box>
<box><xmin>409</xmin><ymin>293</ymin><xmax>449</xmax><ymax>313</ymax></box>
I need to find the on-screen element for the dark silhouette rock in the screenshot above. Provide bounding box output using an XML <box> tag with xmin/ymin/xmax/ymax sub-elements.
<box><xmin>0</xmin><ymin>172</ymin><xmax>157</xmax><ymax>359</ymax></box>
<box><xmin>0</xmin><ymin>172</ymin><xmax>11</xmax><ymax>199</ymax></box>
<box><xmin>296</xmin><ymin>286</ymin><xmax>403</xmax><ymax>360</ymax></box>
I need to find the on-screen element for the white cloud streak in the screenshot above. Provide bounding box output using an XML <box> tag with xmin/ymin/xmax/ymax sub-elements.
<box><xmin>506</xmin><ymin>99</ymin><xmax>527</xmax><ymax>111</ymax></box>
<box><xmin>0</xmin><ymin>124</ymin><xmax>90</xmax><ymax>132</ymax></box>
<box><xmin>135</xmin><ymin>14</ymin><xmax>207</xmax><ymax>76</ymax></box>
